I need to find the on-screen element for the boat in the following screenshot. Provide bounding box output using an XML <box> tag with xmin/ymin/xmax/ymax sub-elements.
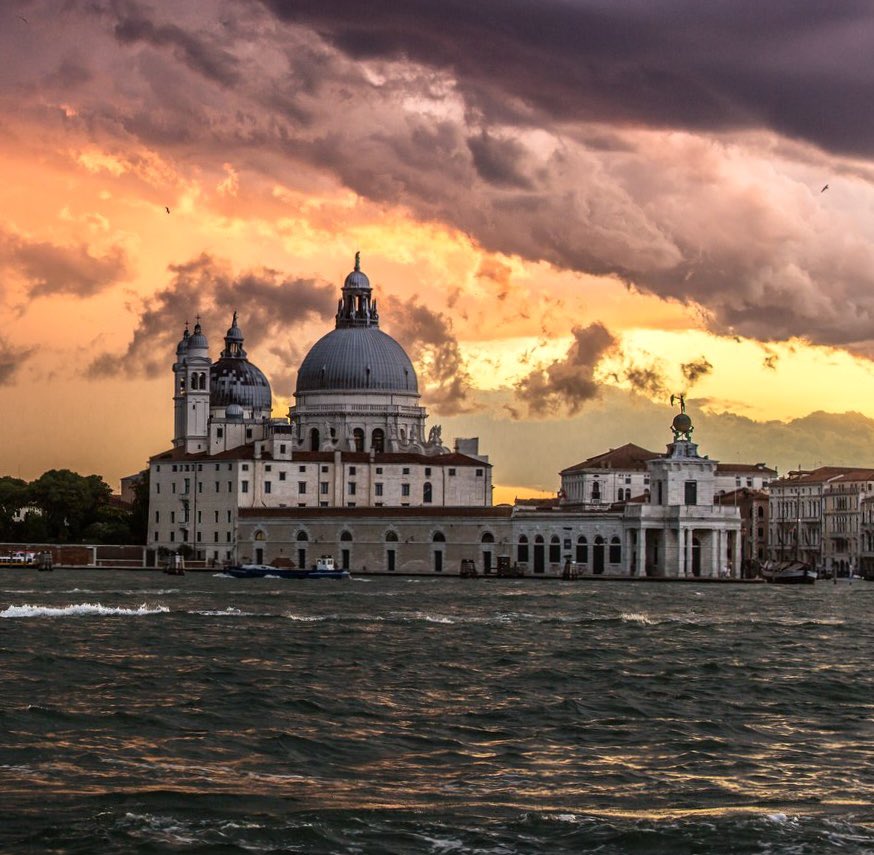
<box><xmin>226</xmin><ymin>555</ymin><xmax>351</xmax><ymax>580</ymax></box>
<box><xmin>764</xmin><ymin>560</ymin><xmax>817</xmax><ymax>585</ymax></box>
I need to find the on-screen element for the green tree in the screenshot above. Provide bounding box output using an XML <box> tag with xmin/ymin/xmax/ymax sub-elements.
<box><xmin>128</xmin><ymin>469</ymin><xmax>150</xmax><ymax>545</ymax></box>
<box><xmin>0</xmin><ymin>476</ymin><xmax>28</xmax><ymax>540</ymax></box>
<box><xmin>27</xmin><ymin>469</ymin><xmax>113</xmax><ymax>542</ymax></box>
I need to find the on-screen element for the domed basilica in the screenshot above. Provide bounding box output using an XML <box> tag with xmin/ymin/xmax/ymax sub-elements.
<box><xmin>148</xmin><ymin>255</ymin><xmax>748</xmax><ymax>578</ymax></box>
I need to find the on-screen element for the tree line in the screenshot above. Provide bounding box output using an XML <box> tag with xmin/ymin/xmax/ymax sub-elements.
<box><xmin>0</xmin><ymin>469</ymin><xmax>148</xmax><ymax>545</ymax></box>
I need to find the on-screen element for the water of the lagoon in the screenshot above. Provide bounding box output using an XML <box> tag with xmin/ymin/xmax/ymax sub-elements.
<box><xmin>1</xmin><ymin>571</ymin><xmax>873</xmax><ymax>854</ymax></box>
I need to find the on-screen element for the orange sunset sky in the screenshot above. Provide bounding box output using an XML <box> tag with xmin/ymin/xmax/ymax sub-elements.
<box><xmin>4</xmin><ymin>1</ymin><xmax>874</xmax><ymax>503</ymax></box>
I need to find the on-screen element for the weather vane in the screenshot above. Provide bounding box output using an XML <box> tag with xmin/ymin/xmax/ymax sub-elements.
<box><xmin>670</xmin><ymin>393</ymin><xmax>686</xmax><ymax>414</ymax></box>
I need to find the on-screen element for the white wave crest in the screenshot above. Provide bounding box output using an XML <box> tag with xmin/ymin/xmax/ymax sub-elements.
<box><xmin>1</xmin><ymin>602</ymin><xmax>170</xmax><ymax>618</ymax></box>
<box><xmin>620</xmin><ymin>612</ymin><xmax>655</xmax><ymax>625</ymax></box>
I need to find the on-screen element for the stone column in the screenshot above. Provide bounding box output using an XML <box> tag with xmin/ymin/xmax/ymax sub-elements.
<box><xmin>636</xmin><ymin>526</ymin><xmax>646</xmax><ymax>577</ymax></box>
<box><xmin>732</xmin><ymin>530</ymin><xmax>741</xmax><ymax>577</ymax></box>
<box><xmin>677</xmin><ymin>527</ymin><xmax>686</xmax><ymax>578</ymax></box>
<box><xmin>711</xmin><ymin>528</ymin><xmax>720</xmax><ymax>577</ymax></box>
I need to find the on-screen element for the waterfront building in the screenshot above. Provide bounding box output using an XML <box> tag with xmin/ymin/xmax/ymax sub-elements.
<box><xmin>767</xmin><ymin>466</ymin><xmax>874</xmax><ymax>574</ymax></box>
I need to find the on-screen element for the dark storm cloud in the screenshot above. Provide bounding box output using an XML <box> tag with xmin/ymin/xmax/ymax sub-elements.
<box><xmin>0</xmin><ymin>231</ymin><xmax>128</xmax><ymax>298</ymax></box>
<box><xmin>0</xmin><ymin>338</ymin><xmax>34</xmax><ymax>385</ymax></box>
<box><xmin>380</xmin><ymin>295</ymin><xmax>473</xmax><ymax>415</ymax></box>
<box><xmin>467</xmin><ymin>131</ymin><xmax>534</xmax><ymax>190</ymax></box>
<box><xmin>261</xmin><ymin>0</ymin><xmax>874</xmax><ymax>157</ymax></box>
<box><xmin>681</xmin><ymin>356</ymin><xmax>713</xmax><ymax>386</ymax></box>
<box><xmin>88</xmin><ymin>254</ymin><xmax>335</xmax><ymax>379</ymax></box>
<box><xmin>515</xmin><ymin>322</ymin><xmax>617</xmax><ymax>416</ymax></box>
<box><xmin>114</xmin><ymin>5</ymin><xmax>241</xmax><ymax>87</ymax></box>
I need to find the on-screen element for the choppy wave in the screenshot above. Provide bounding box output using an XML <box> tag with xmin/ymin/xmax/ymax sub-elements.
<box><xmin>1</xmin><ymin>602</ymin><xmax>170</xmax><ymax>618</ymax></box>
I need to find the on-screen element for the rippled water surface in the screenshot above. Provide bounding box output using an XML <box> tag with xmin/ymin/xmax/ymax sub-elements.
<box><xmin>2</xmin><ymin>571</ymin><xmax>874</xmax><ymax>853</ymax></box>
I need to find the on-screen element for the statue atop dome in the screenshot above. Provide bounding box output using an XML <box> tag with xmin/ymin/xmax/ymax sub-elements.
<box><xmin>670</xmin><ymin>393</ymin><xmax>693</xmax><ymax>441</ymax></box>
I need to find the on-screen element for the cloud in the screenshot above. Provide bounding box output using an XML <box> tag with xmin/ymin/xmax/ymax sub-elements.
<box><xmin>113</xmin><ymin>5</ymin><xmax>241</xmax><ymax>87</ymax></box>
<box><xmin>381</xmin><ymin>294</ymin><xmax>474</xmax><ymax>415</ymax></box>
<box><xmin>0</xmin><ymin>338</ymin><xmax>34</xmax><ymax>385</ymax></box>
<box><xmin>0</xmin><ymin>230</ymin><xmax>128</xmax><ymax>299</ymax></box>
<box><xmin>88</xmin><ymin>254</ymin><xmax>335</xmax><ymax>379</ymax></box>
<box><xmin>514</xmin><ymin>322</ymin><xmax>617</xmax><ymax>416</ymax></box>
<box><xmin>262</xmin><ymin>1</ymin><xmax>874</xmax><ymax>158</ymax></box>
<box><xmin>681</xmin><ymin>356</ymin><xmax>713</xmax><ymax>386</ymax></box>
<box><xmin>625</xmin><ymin>364</ymin><xmax>668</xmax><ymax>398</ymax></box>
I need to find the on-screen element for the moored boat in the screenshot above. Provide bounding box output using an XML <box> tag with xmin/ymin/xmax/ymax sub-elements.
<box><xmin>226</xmin><ymin>555</ymin><xmax>350</xmax><ymax>580</ymax></box>
<box><xmin>764</xmin><ymin>560</ymin><xmax>817</xmax><ymax>585</ymax></box>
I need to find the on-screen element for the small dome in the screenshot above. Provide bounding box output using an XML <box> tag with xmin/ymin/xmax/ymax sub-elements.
<box><xmin>188</xmin><ymin>321</ymin><xmax>208</xmax><ymax>350</ymax></box>
<box><xmin>211</xmin><ymin>357</ymin><xmax>272</xmax><ymax>410</ymax></box>
<box><xmin>296</xmin><ymin>327</ymin><xmax>418</xmax><ymax>394</ymax></box>
<box><xmin>343</xmin><ymin>268</ymin><xmax>371</xmax><ymax>290</ymax></box>
<box><xmin>225</xmin><ymin>403</ymin><xmax>244</xmax><ymax>420</ymax></box>
<box><xmin>176</xmin><ymin>327</ymin><xmax>190</xmax><ymax>355</ymax></box>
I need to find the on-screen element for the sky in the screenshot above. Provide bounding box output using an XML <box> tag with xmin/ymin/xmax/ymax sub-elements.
<box><xmin>4</xmin><ymin>0</ymin><xmax>874</xmax><ymax>502</ymax></box>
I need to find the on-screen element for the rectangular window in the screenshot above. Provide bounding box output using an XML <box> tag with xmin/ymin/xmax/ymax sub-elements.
<box><xmin>299</xmin><ymin>465</ymin><xmax>306</xmax><ymax>473</ymax></box>
<box><xmin>196</xmin><ymin>532</ymin><xmax>202</xmax><ymax>542</ymax></box>
<box><xmin>279</xmin><ymin>471</ymin><xmax>286</xmax><ymax>481</ymax></box>
<box><xmin>215</xmin><ymin>464</ymin><xmax>220</xmax><ymax>471</ymax></box>
<box><xmin>153</xmin><ymin>531</ymin><xmax>158</xmax><ymax>541</ymax></box>
<box><xmin>348</xmin><ymin>482</ymin><xmax>357</xmax><ymax>495</ymax></box>
<box><xmin>228</xmin><ymin>481</ymin><xmax>233</xmax><ymax>492</ymax></box>
<box><xmin>425</xmin><ymin>467</ymin><xmax>431</xmax><ymax>477</ymax></box>
<box><xmin>242</xmin><ymin>464</ymin><xmax>249</xmax><ymax>471</ymax></box>
<box><xmin>402</xmin><ymin>467</ymin><xmax>410</xmax><ymax>475</ymax></box>
<box><xmin>184</xmin><ymin>478</ymin><xmax>190</xmax><ymax>494</ymax></box>
<box><xmin>476</xmin><ymin>469</ymin><xmax>483</xmax><ymax>477</ymax></box>
<box><xmin>172</xmin><ymin>465</ymin><xmax>177</xmax><ymax>472</ymax></box>
<box><xmin>156</xmin><ymin>465</ymin><xmax>161</xmax><ymax>472</ymax></box>
<box><xmin>198</xmin><ymin>482</ymin><xmax>203</xmax><ymax>493</ymax></box>
<box><xmin>685</xmin><ymin>481</ymin><xmax>698</xmax><ymax>506</ymax></box>
<box><xmin>172</xmin><ymin>482</ymin><xmax>176</xmax><ymax>494</ymax></box>
<box><xmin>246</xmin><ymin>429</ymin><xmax>252</xmax><ymax>439</ymax></box>
<box><xmin>155</xmin><ymin>511</ymin><xmax>160</xmax><ymax>523</ymax></box>
<box><xmin>376</xmin><ymin>467</ymin><xmax>383</xmax><ymax>475</ymax></box>
<box><xmin>280</xmin><ymin>444</ymin><xmax>286</xmax><ymax>454</ymax></box>
<box><xmin>320</xmin><ymin>482</ymin><xmax>329</xmax><ymax>494</ymax></box>
<box><xmin>320</xmin><ymin>501</ymin><xmax>328</xmax><ymax>507</ymax></box>
<box><xmin>214</xmin><ymin>510</ymin><xmax>219</xmax><ymax>523</ymax></box>
<box><xmin>350</xmin><ymin>466</ymin><xmax>356</xmax><ymax>475</ymax></box>
<box><xmin>375</xmin><ymin>483</ymin><xmax>383</xmax><ymax>496</ymax></box>
<box><xmin>265</xmin><ymin>465</ymin><xmax>271</xmax><ymax>472</ymax></box>
<box><xmin>215</xmin><ymin>481</ymin><xmax>220</xmax><ymax>492</ymax></box>
<box><xmin>448</xmin><ymin>468</ymin><xmax>456</xmax><ymax>476</ymax></box>
<box><xmin>170</xmin><ymin>531</ymin><xmax>175</xmax><ymax>542</ymax></box>
<box><xmin>214</xmin><ymin>532</ymin><xmax>219</xmax><ymax>542</ymax></box>
<box><xmin>241</xmin><ymin>480</ymin><xmax>249</xmax><ymax>493</ymax></box>
<box><xmin>156</xmin><ymin>483</ymin><xmax>160</xmax><ymax>494</ymax></box>
<box><xmin>197</xmin><ymin>511</ymin><xmax>202</xmax><ymax>523</ymax></box>
<box><xmin>402</xmin><ymin>483</ymin><xmax>410</xmax><ymax>497</ymax></box>
<box><xmin>170</xmin><ymin>510</ymin><xmax>175</xmax><ymax>523</ymax></box>
<box><xmin>227</xmin><ymin>510</ymin><xmax>232</xmax><ymax>523</ymax></box>
<box><xmin>265</xmin><ymin>481</ymin><xmax>272</xmax><ymax>494</ymax></box>
<box><xmin>217</xmin><ymin>428</ymin><xmax>223</xmax><ymax>438</ymax></box>
<box><xmin>321</xmin><ymin>465</ymin><xmax>329</xmax><ymax>473</ymax></box>
<box><xmin>298</xmin><ymin>481</ymin><xmax>307</xmax><ymax>494</ymax></box>
<box><xmin>226</xmin><ymin>531</ymin><xmax>232</xmax><ymax>542</ymax></box>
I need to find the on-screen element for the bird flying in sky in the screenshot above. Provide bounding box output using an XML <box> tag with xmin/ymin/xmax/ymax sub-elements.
<box><xmin>821</xmin><ymin>184</ymin><xmax>829</xmax><ymax>192</ymax></box>
<box><xmin>165</xmin><ymin>206</ymin><xmax>170</xmax><ymax>214</ymax></box>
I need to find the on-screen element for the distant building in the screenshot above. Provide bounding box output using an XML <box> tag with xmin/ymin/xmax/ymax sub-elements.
<box><xmin>715</xmin><ymin>488</ymin><xmax>769</xmax><ymax>577</ymax></box>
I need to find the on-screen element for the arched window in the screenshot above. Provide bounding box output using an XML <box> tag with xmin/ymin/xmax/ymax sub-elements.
<box><xmin>340</xmin><ymin>530</ymin><xmax>353</xmax><ymax>541</ymax></box>
<box><xmin>296</xmin><ymin>530</ymin><xmax>308</xmax><ymax>571</ymax></box>
<box><xmin>481</xmin><ymin>532</ymin><xmax>495</xmax><ymax>543</ymax></box>
<box><xmin>609</xmin><ymin>536</ymin><xmax>621</xmax><ymax>564</ymax></box>
<box><xmin>372</xmin><ymin>428</ymin><xmax>385</xmax><ymax>453</ymax></box>
<box><xmin>254</xmin><ymin>530</ymin><xmax>266</xmax><ymax>541</ymax></box>
<box><xmin>385</xmin><ymin>530</ymin><xmax>399</xmax><ymax>542</ymax></box>
<box><xmin>617</xmin><ymin>488</ymin><xmax>624</xmax><ymax>501</ymax></box>
<box><xmin>310</xmin><ymin>428</ymin><xmax>320</xmax><ymax>451</ymax></box>
<box><xmin>432</xmin><ymin>531</ymin><xmax>446</xmax><ymax>542</ymax></box>
<box><xmin>758</xmin><ymin>506</ymin><xmax>764</xmax><ymax>518</ymax></box>
<box><xmin>592</xmin><ymin>481</ymin><xmax>601</xmax><ymax>501</ymax></box>
<box><xmin>517</xmin><ymin>535</ymin><xmax>529</xmax><ymax>563</ymax></box>
<box><xmin>353</xmin><ymin>428</ymin><xmax>365</xmax><ymax>452</ymax></box>
<box><xmin>576</xmin><ymin>536</ymin><xmax>588</xmax><ymax>563</ymax></box>
<box><xmin>423</xmin><ymin>482</ymin><xmax>433</xmax><ymax>504</ymax></box>
<box><xmin>549</xmin><ymin>535</ymin><xmax>561</xmax><ymax>563</ymax></box>
<box><xmin>296</xmin><ymin>531</ymin><xmax>308</xmax><ymax>542</ymax></box>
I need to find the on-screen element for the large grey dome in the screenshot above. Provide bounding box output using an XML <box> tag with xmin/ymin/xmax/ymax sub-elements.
<box><xmin>296</xmin><ymin>327</ymin><xmax>418</xmax><ymax>394</ymax></box>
